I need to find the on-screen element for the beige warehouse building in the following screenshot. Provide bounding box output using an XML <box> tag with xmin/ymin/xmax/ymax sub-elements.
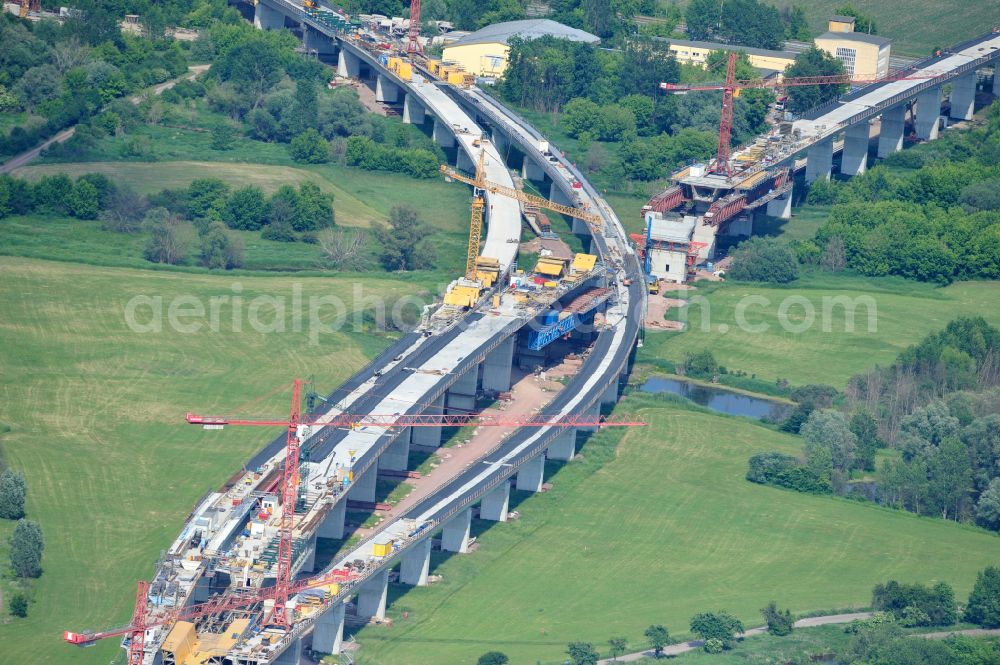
<box><xmin>442</xmin><ymin>19</ymin><xmax>599</xmax><ymax>78</ymax></box>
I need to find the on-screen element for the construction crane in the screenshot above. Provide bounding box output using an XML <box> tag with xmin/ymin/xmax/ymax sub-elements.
<box><xmin>64</xmin><ymin>567</ymin><xmax>363</xmax><ymax>660</ymax></box>
<box><xmin>19</xmin><ymin>0</ymin><xmax>40</xmax><ymax>18</ymax></box>
<box><xmin>441</xmin><ymin>147</ymin><xmax>604</xmax><ymax>252</ymax></box>
<box><xmin>407</xmin><ymin>0</ymin><xmax>422</xmax><ymax>55</ymax></box>
<box><xmin>659</xmin><ymin>52</ymin><xmax>948</xmax><ymax>176</ymax></box>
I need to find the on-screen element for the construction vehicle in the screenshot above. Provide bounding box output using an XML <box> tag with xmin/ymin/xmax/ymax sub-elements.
<box><xmin>647</xmin><ymin>277</ymin><xmax>660</xmax><ymax>295</ymax></box>
<box><xmin>18</xmin><ymin>0</ymin><xmax>40</xmax><ymax>17</ymax></box>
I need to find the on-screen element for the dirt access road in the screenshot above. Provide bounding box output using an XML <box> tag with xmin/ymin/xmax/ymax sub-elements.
<box><xmin>0</xmin><ymin>65</ymin><xmax>210</xmax><ymax>174</ymax></box>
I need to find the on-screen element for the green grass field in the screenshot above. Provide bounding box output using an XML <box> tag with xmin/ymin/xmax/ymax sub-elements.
<box><xmin>352</xmin><ymin>394</ymin><xmax>1000</xmax><ymax>665</ymax></box>
<box><xmin>641</xmin><ymin>275</ymin><xmax>1000</xmax><ymax>387</ymax></box>
<box><xmin>0</xmin><ymin>256</ymin><xmax>423</xmax><ymax>665</ymax></box>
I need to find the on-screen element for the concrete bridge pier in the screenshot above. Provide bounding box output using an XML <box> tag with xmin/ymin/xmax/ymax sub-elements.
<box><xmin>446</xmin><ymin>365</ymin><xmax>479</xmax><ymax>413</ymax></box>
<box><xmin>356</xmin><ymin>569</ymin><xmax>389</xmax><ymax>621</ymax></box>
<box><xmin>550</xmin><ymin>182</ymin><xmax>573</xmax><ymax>207</ymax></box>
<box><xmin>547</xmin><ymin>427</ymin><xmax>576</xmax><ymax>461</ymax></box>
<box><xmin>766</xmin><ymin>187</ymin><xmax>792</xmax><ymax>219</ymax></box>
<box><xmin>877</xmin><ymin>105</ymin><xmax>906</xmax><ymax>157</ymax></box>
<box><xmin>378</xmin><ymin>429</ymin><xmax>411</xmax><ymax>471</ymax></box>
<box><xmin>348</xmin><ymin>466</ymin><xmax>377</xmax><ymax>503</ymax></box>
<box><xmin>411</xmin><ymin>393</ymin><xmax>445</xmax><ymax>447</ymax></box>
<box><xmin>273</xmin><ymin>638</ymin><xmax>302</xmax><ymax>665</ymax></box>
<box><xmin>515</xmin><ymin>454</ymin><xmax>545</xmax><ymax>492</ymax></box>
<box><xmin>303</xmin><ymin>27</ymin><xmax>338</xmax><ymax>56</ymax></box>
<box><xmin>480</xmin><ymin>482</ymin><xmax>510</xmax><ymax>521</ymax></box>
<box><xmin>915</xmin><ymin>86</ymin><xmax>942</xmax><ymax>140</ymax></box>
<box><xmin>841</xmin><ymin>121</ymin><xmax>870</xmax><ymax>176</ymax></box>
<box><xmin>993</xmin><ymin>67</ymin><xmax>1000</xmax><ymax>96</ymax></box>
<box><xmin>403</xmin><ymin>94</ymin><xmax>426</xmax><ymax>125</ymax></box>
<box><xmin>522</xmin><ymin>157</ymin><xmax>546</xmax><ymax>182</ymax></box>
<box><xmin>400</xmin><ymin>537</ymin><xmax>432</xmax><ymax>586</ymax></box>
<box><xmin>482</xmin><ymin>336</ymin><xmax>514</xmax><ymax>393</ymax></box>
<box><xmin>600</xmin><ymin>378</ymin><xmax>619</xmax><ymax>407</ymax></box>
<box><xmin>442</xmin><ymin>507</ymin><xmax>471</xmax><ymax>552</ymax></box>
<box><xmin>805</xmin><ymin>137</ymin><xmax>833</xmax><ymax>183</ymax></box>
<box><xmin>457</xmin><ymin>148</ymin><xmax>476</xmax><ymax>173</ymax></box>
<box><xmin>949</xmin><ymin>72</ymin><xmax>977</xmax><ymax>121</ymax></box>
<box><xmin>578</xmin><ymin>402</ymin><xmax>601</xmax><ymax>433</ymax></box>
<box><xmin>337</xmin><ymin>49</ymin><xmax>361</xmax><ymax>79</ymax></box>
<box><xmin>301</xmin><ymin>535</ymin><xmax>317</xmax><ymax>573</ymax></box>
<box><xmin>433</xmin><ymin>117</ymin><xmax>457</xmax><ymax>148</ymax></box>
<box><xmin>491</xmin><ymin>127</ymin><xmax>509</xmax><ymax>155</ymax></box>
<box><xmin>317</xmin><ymin>498</ymin><xmax>346</xmax><ymax>539</ymax></box>
<box><xmin>376</xmin><ymin>74</ymin><xmax>399</xmax><ymax>103</ymax></box>
<box><xmin>312</xmin><ymin>602</ymin><xmax>345</xmax><ymax>654</ymax></box>
<box><xmin>253</xmin><ymin>1</ymin><xmax>284</xmax><ymax>30</ymax></box>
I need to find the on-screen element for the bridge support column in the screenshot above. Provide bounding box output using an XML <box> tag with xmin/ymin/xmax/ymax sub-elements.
<box><xmin>273</xmin><ymin>638</ymin><xmax>302</xmax><ymax>665</ymax></box>
<box><xmin>379</xmin><ymin>430</ymin><xmax>411</xmax><ymax>472</ymax></box>
<box><xmin>433</xmin><ymin>117</ymin><xmax>456</xmax><ymax>148</ymax></box>
<box><xmin>446</xmin><ymin>365</ymin><xmax>478</xmax><ymax>413</ymax></box>
<box><xmin>515</xmin><ymin>454</ymin><xmax>545</xmax><ymax>492</ymax></box>
<box><xmin>442</xmin><ymin>507</ymin><xmax>471</xmax><ymax>552</ymax></box>
<box><xmin>303</xmin><ymin>27</ymin><xmax>337</xmax><ymax>56</ymax></box>
<box><xmin>993</xmin><ymin>67</ymin><xmax>1000</xmax><ymax>96</ymax></box>
<box><xmin>312</xmin><ymin>602</ymin><xmax>345</xmax><ymax>654</ymax></box>
<box><xmin>376</xmin><ymin>74</ymin><xmax>399</xmax><ymax>103</ymax></box>
<box><xmin>400</xmin><ymin>538</ymin><xmax>432</xmax><ymax>586</ymax></box>
<box><xmin>877</xmin><ymin>105</ymin><xmax>906</xmax><ymax>158</ymax></box>
<box><xmin>841</xmin><ymin>121</ymin><xmax>870</xmax><ymax>176</ymax></box>
<box><xmin>492</xmin><ymin>128</ymin><xmax>509</xmax><ymax>155</ymax></box>
<box><xmin>522</xmin><ymin>157</ymin><xmax>546</xmax><ymax>182</ymax></box>
<box><xmin>348</xmin><ymin>467</ymin><xmax>377</xmax><ymax>503</ymax></box>
<box><xmin>253</xmin><ymin>1</ymin><xmax>284</xmax><ymax>30</ymax></box>
<box><xmin>482</xmin><ymin>336</ymin><xmax>514</xmax><ymax>393</ymax></box>
<box><xmin>412</xmin><ymin>393</ymin><xmax>445</xmax><ymax>447</ymax></box>
<box><xmin>915</xmin><ymin>86</ymin><xmax>942</xmax><ymax>140</ymax></box>
<box><xmin>578</xmin><ymin>402</ymin><xmax>600</xmax><ymax>433</ymax></box>
<box><xmin>949</xmin><ymin>72</ymin><xmax>976</xmax><ymax>121</ymax></box>
<box><xmin>301</xmin><ymin>534</ymin><xmax>317</xmax><ymax>573</ymax></box>
<box><xmin>549</xmin><ymin>183</ymin><xmax>573</xmax><ymax>207</ymax></box>
<box><xmin>356</xmin><ymin>569</ymin><xmax>389</xmax><ymax>621</ymax></box>
<box><xmin>601</xmin><ymin>379</ymin><xmax>619</xmax><ymax>407</ymax></box>
<box><xmin>457</xmin><ymin>148</ymin><xmax>475</xmax><ymax>173</ymax></box>
<box><xmin>766</xmin><ymin>187</ymin><xmax>792</xmax><ymax>219</ymax></box>
<box><xmin>317</xmin><ymin>499</ymin><xmax>346</xmax><ymax>539</ymax></box>
<box><xmin>804</xmin><ymin>138</ymin><xmax>833</xmax><ymax>183</ymax></box>
<box><xmin>337</xmin><ymin>49</ymin><xmax>360</xmax><ymax>79</ymax></box>
<box><xmin>547</xmin><ymin>428</ymin><xmax>577</xmax><ymax>461</ymax></box>
<box><xmin>480</xmin><ymin>482</ymin><xmax>510</xmax><ymax>522</ymax></box>
<box><xmin>403</xmin><ymin>94</ymin><xmax>425</xmax><ymax>124</ymax></box>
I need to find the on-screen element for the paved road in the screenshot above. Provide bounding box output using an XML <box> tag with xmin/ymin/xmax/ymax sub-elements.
<box><xmin>916</xmin><ymin>628</ymin><xmax>1000</xmax><ymax>639</ymax></box>
<box><xmin>0</xmin><ymin>64</ymin><xmax>209</xmax><ymax>175</ymax></box>
<box><xmin>601</xmin><ymin>612</ymin><xmax>873</xmax><ymax>663</ymax></box>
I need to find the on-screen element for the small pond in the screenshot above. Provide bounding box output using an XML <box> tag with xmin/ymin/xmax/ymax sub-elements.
<box><xmin>640</xmin><ymin>376</ymin><xmax>793</xmax><ymax>421</ymax></box>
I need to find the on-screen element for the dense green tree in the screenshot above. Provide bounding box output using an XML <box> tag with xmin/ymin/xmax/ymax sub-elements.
<box><xmin>200</xmin><ymin>221</ymin><xmax>244</xmax><ymax>269</ymax></box>
<box><xmin>727</xmin><ymin>236</ymin><xmax>799</xmax><ymax>283</ymax></box>
<box><xmin>684</xmin><ymin>0</ymin><xmax>721</xmax><ymax>41</ymax></box>
<box><xmin>10</xmin><ymin>519</ymin><xmax>44</xmax><ymax>578</ymax></box>
<box><xmin>784</xmin><ymin>48</ymin><xmax>848</xmax><ymax>114</ymax></box>
<box><xmin>186</xmin><ymin>178</ymin><xmax>230</xmax><ymax>221</ymax></box>
<box><xmin>211</xmin><ymin>122</ymin><xmax>237</xmax><ymax>151</ymax></box>
<box><xmin>608</xmin><ymin>637</ymin><xmax>628</xmax><ymax>659</ymax></box>
<box><xmin>476</xmin><ymin>652</ymin><xmax>508</xmax><ymax>665</ymax></box>
<box><xmin>566</xmin><ymin>642</ymin><xmax>599</xmax><ymax>665</ymax></box>
<box><xmin>927</xmin><ymin>436</ymin><xmax>973</xmax><ymax>520</ymax></box>
<box><xmin>850</xmin><ymin>411</ymin><xmax>882</xmax><ymax>472</ymax></box>
<box><xmin>966</xmin><ymin>566</ymin><xmax>1000</xmax><ymax>628</ymax></box>
<box><xmin>644</xmin><ymin>624</ymin><xmax>669</xmax><ymax>657</ymax></box>
<box><xmin>690</xmin><ymin>611</ymin><xmax>744</xmax><ymax>649</ymax></box>
<box><xmin>761</xmin><ymin>601</ymin><xmax>794</xmax><ymax>636</ymax></box>
<box><xmin>143</xmin><ymin>208</ymin><xmax>194</xmax><ymax>265</ymax></box>
<box><xmin>13</xmin><ymin>64</ymin><xmax>61</xmax><ymax>113</ymax></box>
<box><xmin>801</xmin><ymin>410</ymin><xmax>857</xmax><ymax>473</ymax></box>
<box><xmin>975</xmin><ymin>478</ymin><xmax>1000</xmax><ymax>530</ymax></box>
<box><xmin>873</xmin><ymin>580</ymin><xmax>958</xmax><ymax>626</ymax></box>
<box><xmin>377</xmin><ymin>205</ymin><xmax>435</xmax><ymax>271</ymax></box>
<box><xmin>214</xmin><ymin>38</ymin><xmax>286</xmax><ymax>107</ymax></box>
<box><xmin>289</xmin><ymin>129</ymin><xmax>330</xmax><ymax>164</ymax></box>
<box><xmin>283</xmin><ymin>79</ymin><xmax>318</xmax><ymax>138</ymax></box>
<box><xmin>0</xmin><ymin>469</ymin><xmax>26</xmax><ymax>520</ymax></box>
<box><xmin>960</xmin><ymin>179</ymin><xmax>1000</xmax><ymax>212</ymax></box>
<box><xmin>8</xmin><ymin>591</ymin><xmax>28</xmax><ymax>618</ymax></box>
<box><xmin>33</xmin><ymin>173</ymin><xmax>74</xmax><ymax>215</ymax></box>
<box><xmin>782</xmin><ymin>5</ymin><xmax>811</xmax><ymax>40</ymax></box>
<box><xmin>67</xmin><ymin>178</ymin><xmax>100</xmax><ymax>220</ymax></box>
<box><xmin>223</xmin><ymin>186</ymin><xmax>268</xmax><ymax>231</ymax></box>
<box><xmin>293</xmin><ymin>182</ymin><xmax>334</xmax><ymax>231</ymax></box>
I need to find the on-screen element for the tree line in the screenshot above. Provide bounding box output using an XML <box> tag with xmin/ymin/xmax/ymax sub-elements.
<box><xmin>748</xmin><ymin>318</ymin><xmax>1000</xmax><ymax>532</ymax></box>
<box><xmin>1</xmin><ymin>466</ymin><xmax>45</xmax><ymax>619</ymax></box>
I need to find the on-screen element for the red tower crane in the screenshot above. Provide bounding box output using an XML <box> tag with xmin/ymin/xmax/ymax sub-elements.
<box><xmin>659</xmin><ymin>55</ymin><xmax>948</xmax><ymax>176</ymax></box>
<box><xmin>407</xmin><ymin>0</ymin><xmax>423</xmax><ymax>55</ymax></box>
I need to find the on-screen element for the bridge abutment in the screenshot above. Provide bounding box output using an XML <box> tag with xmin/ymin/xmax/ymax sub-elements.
<box><xmin>442</xmin><ymin>507</ymin><xmax>472</xmax><ymax>552</ymax></box>
<box><xmin>841</xmin><ymin>121</ymin><xmax>870</xmax><ymax>176</ymax></box>
<box><xmin>877</xmin><ymin>105</ymin><xmax>906</xmax><ymax>158</ymax></box>
<box><xmin>312</xmin><ymin>602</ymin><xmax>345</xmax><ymax>654</ymax></box>
<box><xmin>915</xmin><ymin>86</ymin><xmax>942</xmax><ymax>140</ymax></box>
<box><xmin>400</xmin><ymin>537</ymin><xmax>432</xmax><ymax>586</ymax></box>
<box><xmin>805</xmin><ymin>138</ymin><xmax>833</xmax><ymax>183</ymax></box>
